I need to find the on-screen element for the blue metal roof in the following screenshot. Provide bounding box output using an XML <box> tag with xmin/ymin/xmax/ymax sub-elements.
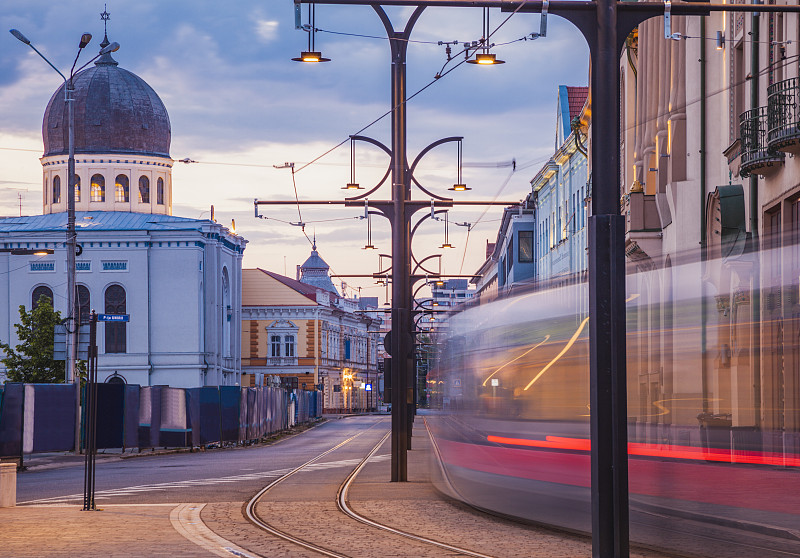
<box><xmin>0</xmin><ymin>211</ymin><xmax>210</xmax><ymax>233</ymax></box>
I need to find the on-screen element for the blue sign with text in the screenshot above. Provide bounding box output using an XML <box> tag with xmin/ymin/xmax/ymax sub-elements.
<box><xmin>97</xmin><ymin>314</ymin><xmax>129</xmax><ymax>322</ymax></box>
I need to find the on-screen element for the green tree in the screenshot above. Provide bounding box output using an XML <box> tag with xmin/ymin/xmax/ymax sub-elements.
<box><xmin>0</xmin><ymin>297</ymin><xmax>65</xmax><ymax>383</ymax></box>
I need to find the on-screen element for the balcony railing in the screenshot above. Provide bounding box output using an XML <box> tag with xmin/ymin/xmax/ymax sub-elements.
<box><xmin>768</xmin><ymin>77</ymin><xmax>800</xmax><ymax>151</ymax></box>
<box><xmin>267</xmin><ymin>357</ymin><xmax>298</xmax><ymax>367</ymax></box>
<box><xmin>740</xmin><ymin>106</ymin><xmax>784</xmax><ymax>177</ymax></box>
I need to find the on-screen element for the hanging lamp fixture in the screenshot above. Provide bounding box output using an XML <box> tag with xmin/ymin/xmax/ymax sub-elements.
<box><xmin>440</xmin><ymin>212</ymin><xmax>454</xmax><ymax>249</ymax></box>
<box><xmin>449</xmin><ymin>139</ymin><xmax>471</xmax><ymax>191</ymax></box>
<box><xmin>466</xmin><ymin>9</ymin><xmax>505</xmax><ymax>65</ymax></box>
<box><xmin>363</xmin><ymin>201</ymin><xmax>376</xmax><ymax>249</ymax></box>
<box><xmin>292</xmin><ymin>4</ymin><xmax>330</xmax><ymax>62</ymax></box>
<box><xmin>343</xmin><ymin>136</ymin><xmax>364</xmax><ymax>189</ymax></box>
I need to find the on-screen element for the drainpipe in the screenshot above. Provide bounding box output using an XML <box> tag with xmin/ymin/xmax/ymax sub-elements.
<box><xmin>750</xmin><ymin>2</ymin><xmax>762</xmax><ymax>428</ymax></box>
<box><xmin>700</xmin><ymin>16</ymin><xmax>708</xmax><ymax>414</ymax></box>
<box><xmin>147</xmin><ymin>233</ymin><xmax>153</xmax><ymax>385</ymax></box>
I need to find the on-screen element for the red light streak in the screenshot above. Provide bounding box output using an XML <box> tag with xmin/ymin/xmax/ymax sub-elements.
<box><xmin>486</xmin><ymin>435</ymin><xmax>800</xmax><ymax>467</ymax></box>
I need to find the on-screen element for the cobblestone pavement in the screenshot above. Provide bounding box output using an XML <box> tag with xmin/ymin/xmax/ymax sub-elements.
<box><xmin>0</xmin><ymin>504</ymin><xmax>210</xmax><ymax>557</ymax></box>
<box><xmin>347</xmin><ymin>424</ymin><xmax>677</xmax><ymax>558</ymax></box>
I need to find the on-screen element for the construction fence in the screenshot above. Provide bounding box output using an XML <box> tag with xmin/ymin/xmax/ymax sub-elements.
<box><xmin>0</xmin><ymin>383</ymin><xmax>322</xmax><ymax>458</ymax></box>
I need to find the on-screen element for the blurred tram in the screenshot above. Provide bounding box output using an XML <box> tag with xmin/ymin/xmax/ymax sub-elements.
<box><xmin>426</xmin><ymin>248</ymin><xmax>800</xmax><ymax>558</ymax></box>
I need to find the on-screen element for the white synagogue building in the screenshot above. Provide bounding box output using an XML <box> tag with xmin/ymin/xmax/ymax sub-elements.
<box><xmin>0</xmin><ymin>34</ymin><xmax>246</xmax><ymax>387</ymax></box>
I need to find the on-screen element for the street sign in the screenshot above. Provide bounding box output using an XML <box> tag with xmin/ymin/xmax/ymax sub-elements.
<box><xmin>490</xmin><ymin>378</ymin><xmax>499</xmax><ymax>387</ymax></box>
<box><xmin>54</xmin><ymin>323</ymin><xmax>89</xmax><ymax>360</ymax></box>
<box><xmin>365</xmin><ymin>383</ymin><xmax>372</xmax><ymax>391</ymax></box>
<box><xmin>97</xmin><ymin>314</ymin><xmax>129</xmax><ymax>322</ymax></box>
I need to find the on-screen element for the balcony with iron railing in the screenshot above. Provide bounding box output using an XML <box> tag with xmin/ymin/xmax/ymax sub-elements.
<box><xmin>740</xmin><ymin>106</ymin><xmax>784</xmax><ymax>177</ymax></box>
<box><xmin>768</xmin><ymin>77</ymin><xmax>800</xmax><ymax>153</ymax></box>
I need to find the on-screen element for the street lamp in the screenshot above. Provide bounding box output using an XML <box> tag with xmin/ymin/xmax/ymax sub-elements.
<box><xmin>10</xmin><ymin>29</ymin><xmax>119</xmax><ymax>387</ymax></box>
<box><xmin>0</xmin><ymin>248</ymin><xmax>55</xmax><ymax>256</ymax></box>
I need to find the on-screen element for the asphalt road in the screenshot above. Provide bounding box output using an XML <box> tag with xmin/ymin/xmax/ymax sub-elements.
<box><xmin>17</xmin><ymin>415</ymin><xmax>390</xmax><ymax>506</ymax></box>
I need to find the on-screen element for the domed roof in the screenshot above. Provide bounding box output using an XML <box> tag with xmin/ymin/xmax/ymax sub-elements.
<box><xmin>299</xmin><ymin>241</ymin><xmax>340</xmax><ymax>295</ymax></box>
<box><xmin>42</xmin><ymin>39</ymin><xmax>171</xmax><ymax>158</ymax></box>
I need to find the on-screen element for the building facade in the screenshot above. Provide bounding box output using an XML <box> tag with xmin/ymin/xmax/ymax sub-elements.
<box><xmin>0</xmin><ymin>32</ymin><xmax>245</xmax><ymax>387</ymax></box>
<box><xmin>617</xmin><ymin>8</ymin><xmax>800</xmax><ymax>454</ymax></box>
<box><xmin>241</xmin><ymin>247</ymin><xmax>381</xmax><ymax>411</ymax></box>
<box><xmin>471</xmin><ymin>86</ymin><xmax>589</xmax><ymax>302</ymax></box>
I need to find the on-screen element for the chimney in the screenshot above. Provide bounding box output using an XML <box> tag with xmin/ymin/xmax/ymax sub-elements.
<box><xmin>485</xmin><ymin>241</ymin><xmax>496</xmax><ymax>260</ymax></box>
<box><xmin>296</xmin><ymin>265</ymin><xmax>301</xmax><ymax>281</ymax></box>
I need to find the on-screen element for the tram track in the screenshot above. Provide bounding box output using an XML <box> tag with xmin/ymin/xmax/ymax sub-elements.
<box><xmin>242</xmin><ymin>418</ymin><xmax>500</xmax><ymax>558</ymax></box>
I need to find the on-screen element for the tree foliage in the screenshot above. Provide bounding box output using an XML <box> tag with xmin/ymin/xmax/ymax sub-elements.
<box><xmin>0</xmin><ymin>297</ymin><xmax>65</xmax><ymax>383</ymax></box>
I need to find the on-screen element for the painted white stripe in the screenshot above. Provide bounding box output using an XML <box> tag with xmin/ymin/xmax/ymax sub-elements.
<box><xmin>20</xmin><ymin>454</ymin><xmax>391</xmax><ymax>505</ymax></box>
<box><xmin>170</xmin><ymin>503</ymin><xmax>261</xmax><ymax>558</ymax></box>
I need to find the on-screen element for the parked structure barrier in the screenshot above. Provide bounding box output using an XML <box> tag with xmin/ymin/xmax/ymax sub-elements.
<box><xmin>0</xmin><ymin>383</ymin><xmax>321</xmax><ymax>459</ymax></box>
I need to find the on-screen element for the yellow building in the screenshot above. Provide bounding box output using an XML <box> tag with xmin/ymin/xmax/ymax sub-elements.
<box><xmin>240</xmin><ymin>247</ymin><xmax>380</xmax><ymax>412</ymax></box>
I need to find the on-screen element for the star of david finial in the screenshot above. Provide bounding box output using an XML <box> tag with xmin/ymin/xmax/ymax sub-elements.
<box><xmin>100</xmin><ymin>4</ymin><xmax>110</xmax><ymax>37</ymax></box>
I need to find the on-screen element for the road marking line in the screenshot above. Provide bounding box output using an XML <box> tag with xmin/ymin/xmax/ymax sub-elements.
<box><xmin>20</xmin><ymin>454</ymin><xmax>391</xmax><ymax>505</ymax></box>
<box><xmin>170</xmin><ymin>503</ymin><xmax>261</xmax><ymax>558</ymax></box>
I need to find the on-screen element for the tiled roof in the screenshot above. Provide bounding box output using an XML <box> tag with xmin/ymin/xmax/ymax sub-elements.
<box><xmin>257</xmin><ymin>268</ymin><xmax>324</xmax><ymax>303</ymax></box>
<box><xmin>566</xmin><ymin>86</ymin><xmax>589</xmax><ymax>119</ymax></box>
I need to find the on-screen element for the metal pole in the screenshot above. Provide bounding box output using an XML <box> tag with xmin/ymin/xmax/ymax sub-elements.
<box><xmin>589</xmin><ymin>0</ymin><xmax>629</xmax><ymax>555</ymax></box>
<box><xmin>389</xmin><ymin>24</ymin><xmax>410</xmax><ymax>478</ymax></box>
<box><xmin>66</xmin><ymin>79</ymin><xmax>81</xmax><ymax>454</ymax></box>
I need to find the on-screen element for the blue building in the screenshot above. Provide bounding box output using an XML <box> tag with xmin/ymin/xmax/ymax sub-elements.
<box><xmin>531</xmin><ymin>86</ymin><xmax>589</xmax><ymax>283</ymax></box>
<box><xmin>472</xmin><ymin>86</ymin><xmax>588</xmax><ymax>300</ymax></box>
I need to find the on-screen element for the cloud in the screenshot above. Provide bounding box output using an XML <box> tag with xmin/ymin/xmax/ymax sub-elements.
<box><xmin>255</xmin><ymin>20</ymin><xmax>279</xmax><ymax>43</ymax></box>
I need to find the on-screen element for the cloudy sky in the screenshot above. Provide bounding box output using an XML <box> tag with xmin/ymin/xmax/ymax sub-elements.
<box><xmin>0</xmin><ymin>1</ymin><xmax>588</xmax><ymax>299</ymax></box>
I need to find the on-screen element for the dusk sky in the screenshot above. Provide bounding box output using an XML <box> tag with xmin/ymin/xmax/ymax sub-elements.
<box><xmin>0</xmin><ymin>1</ymin><xmax>588</xmax><ymax>299</ymax></box>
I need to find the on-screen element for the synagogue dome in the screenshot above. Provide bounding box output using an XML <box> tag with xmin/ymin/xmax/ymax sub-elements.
<box><xmin>42</xmin><ymin>38</ymin><xmax>171</xmax><ymax>158</ymax></box>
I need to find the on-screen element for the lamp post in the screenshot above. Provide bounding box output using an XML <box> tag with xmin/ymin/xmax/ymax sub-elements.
<box><xmin>10</xmin><ymin>29</ymin><xmax>120</xmax><ymax>451</ymax></box>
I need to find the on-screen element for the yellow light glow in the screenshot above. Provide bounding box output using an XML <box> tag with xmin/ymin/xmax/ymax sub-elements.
<box><xmin>302</xmin><ymin>55</ymin><xmax>321</xmax><ymax>62</ymax></box>
<box><xmin>524</xmin><ymin>317</ymin><xmax>589</xmax><ymax>391</ymax></box>
<box><xmin>482</xmin><ymin>335</ymin><xmax>550</xmax><ymax>387</ymax></box>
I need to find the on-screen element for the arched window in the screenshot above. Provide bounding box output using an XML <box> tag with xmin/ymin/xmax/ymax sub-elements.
<box><xmin>138</xmin><ymin>176</ymin><xmax>150</xmax><ymax>203</ymax></box>
<box><xmin>44</xmin><ymin>177</ymin><xmax>48</xmax><ymax>204</ymax></box>
<box><xmin>90</xmin><ymin>174</ymin><xmax>105</xmax><ymax>202</ymax></box>
<box><xmin>32</xmin><ymin>285</ymin><xmax>53</xmax><ymax>310</ymax></box>
<box><xmin>157</xmin><ymin>177</ymin><xmax>164</xmax><ymax>205</ymax></box>
<box><xmin>73</xmin><ymin>174</ymin><xmax>81</xmax><ymax>203</ymax></box>
<box><xmin>222</xmin><ymin>268</ymin><xmax>231</xmax><ymax>357</ymax></box>
<box><xmin>115</xmin><ymin>174</ymin><xmax>129</xmax><ymax>203</ymax></box>
<box><xmin>284</xmin><ymin>335</ymin><xmax>295</xmax><ymax>357</ymax></box>
<box><xmin>52</xmin><ymin>175</ymin><xmax>61</xmax><ymax>204</ymax></box>
<box><xmin>77</xmin><ymin>285</ymin><xmax>90</xmax><ymax>325</ymax></box>
<box><xmin>104</xmin><ymin>284</ymin><xmax>126</xmax><ymax>353</ymax></box>
<box><xmin>270</xmin><ymin>335</ymin><xmax>281</xmax><ymax>357</ymax></box>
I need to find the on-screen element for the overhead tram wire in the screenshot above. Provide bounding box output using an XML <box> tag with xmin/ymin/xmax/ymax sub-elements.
<box><xmin>293</xmin><ymin>4</ymin><xmax>534</xmax><ymax>175</ymax></box>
